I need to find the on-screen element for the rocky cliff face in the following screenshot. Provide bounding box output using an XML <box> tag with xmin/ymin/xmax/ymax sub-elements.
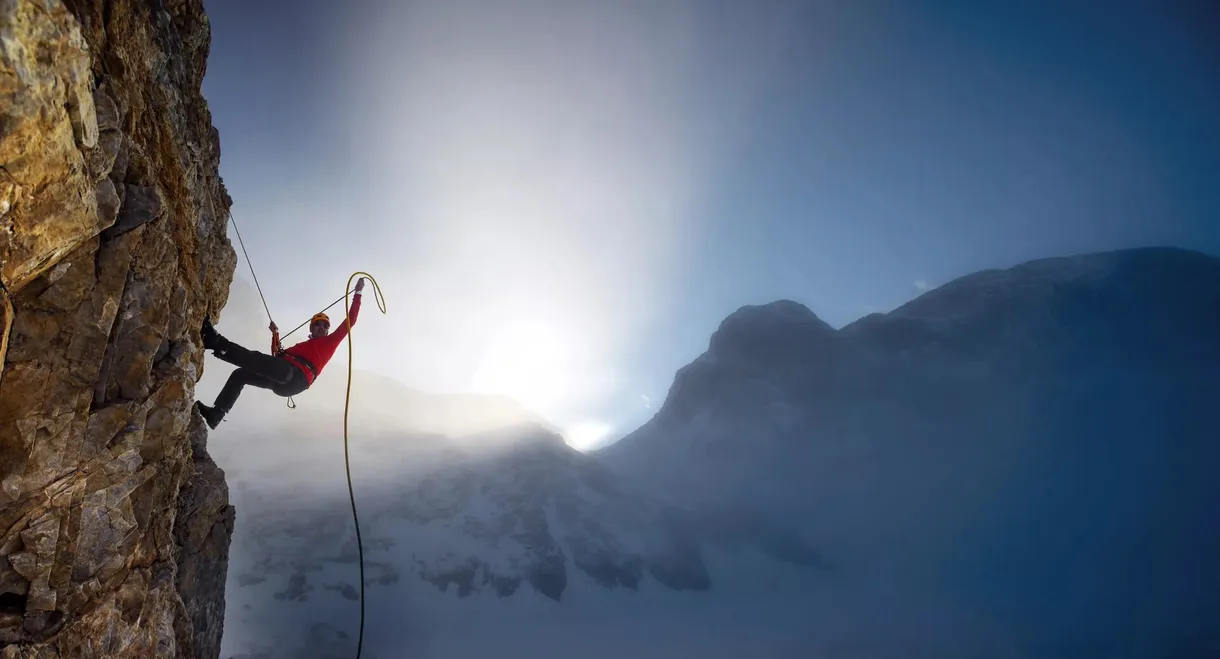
<box><xmin>1</xmin><ymin>0</ymin><xmax>235</xmax><ymax>656</ymax></box>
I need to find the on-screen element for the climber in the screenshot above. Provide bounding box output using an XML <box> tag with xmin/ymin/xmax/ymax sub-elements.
<box><xmin>193</xmin><ymin>278</ymin><xmax>366</xmax><ymax>429</ymax></box>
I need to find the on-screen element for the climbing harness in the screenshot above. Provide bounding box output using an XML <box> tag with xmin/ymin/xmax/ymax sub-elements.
<box><xmin>226</xmin><ymin>213</ymin><xmax>387</xmax><ymax>659</ymax></box>
<box><xmin>275</xmin><ymin>293</ymin><xmax>347</xmax><ymax>415</ymax></box>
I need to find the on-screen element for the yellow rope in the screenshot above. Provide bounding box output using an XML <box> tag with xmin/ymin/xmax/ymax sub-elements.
<box><xmin>341</xmin><ymin>271</ymin><xmax>385</xmax><ymax>659</ymax></box>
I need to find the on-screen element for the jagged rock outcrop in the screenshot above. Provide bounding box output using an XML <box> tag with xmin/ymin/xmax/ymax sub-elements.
<box><xmin>1</xmin><ymin>0</ymin><xmax>235</xmax><ymax>656</ymax></box>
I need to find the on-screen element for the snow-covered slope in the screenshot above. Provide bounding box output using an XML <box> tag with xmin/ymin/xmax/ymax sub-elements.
<box><xmin>598</xmin><ymin>246</ymin><xmax>1220</xmax><ymax>658</ymax></box>
<box><xmin>210</xmin><ymin>377</ymin><xmax>824</xmax><ymax>659</ymax></box>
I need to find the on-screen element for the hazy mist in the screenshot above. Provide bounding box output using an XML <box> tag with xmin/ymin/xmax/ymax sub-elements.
<box><xmin>193</xmin><ymin>2</ymin><xmax>1220</xmax><ymax>657</ymax></box>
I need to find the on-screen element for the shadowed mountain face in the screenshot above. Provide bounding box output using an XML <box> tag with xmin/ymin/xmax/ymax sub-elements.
<box><xmin>599</xmin><ymin>247</ymin><xmax>1220</xmax><ymax>658</ymax></box>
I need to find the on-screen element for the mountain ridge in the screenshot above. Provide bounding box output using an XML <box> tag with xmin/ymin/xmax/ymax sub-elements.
<box><xmin>594</xmin><ymin>245</ymin><xmax>1220</xmax><ymax>658</ymax></box>
<box><xmin>609</xmin><ymin>245</ymin><xmax>1220</xmax><ymax>446</ymax></box>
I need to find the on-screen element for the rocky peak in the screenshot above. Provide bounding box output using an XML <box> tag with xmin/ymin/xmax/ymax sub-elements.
<box><xmin>648</xmin><ymin>300</ymin><xmax>845</xmax><ymax>428</ymax></box>
<box><xmin>1</xmin><ymin>0</ymin><xmax>235</xmax><ymax>656</ymax></box>
<box><xmin>708</xmin><ymin>300</ymin><xmax>835</xmax><ymax>362</ymax></box>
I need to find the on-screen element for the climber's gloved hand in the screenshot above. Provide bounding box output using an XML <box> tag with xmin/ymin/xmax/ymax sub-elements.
<box><xmin>354</xmin><ymin>277</ymin><xmax>366</xmax><ymax>294</ymax></box>
<box><xmin>268</xmin><ymin>321</ymin><xmax>278</xmax><ymax>333</ymax></box>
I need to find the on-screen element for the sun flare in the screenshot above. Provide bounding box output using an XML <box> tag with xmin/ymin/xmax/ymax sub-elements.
<box><xmin>471</xmin><ymin>319</ymin><xmax>572</xmax><ymax>416</ymax></box>
<box><xmin>565</xmin><ymin>421</ymin><xmax>614</xmax><ymax>452</ymax></box>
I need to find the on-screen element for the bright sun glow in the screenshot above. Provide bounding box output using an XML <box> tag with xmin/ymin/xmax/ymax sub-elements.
<box><xmin>471</xmin><ymin>319</ymin><xmax>573</xmax><ymax>416</ymax></box>
<box><xmin>470</xmin><ymin>319</ymin><xmax>615</xmax><ymax>451</ymax></box>
<box><xmin>565</xmin><ymin>421</ymin><xmax>614</xmax><ymax>452</ymax></box>
<box><xmin>336</xmin><ymin>0</ymin><xmax>784</xmax><ymax>437</ymax></box>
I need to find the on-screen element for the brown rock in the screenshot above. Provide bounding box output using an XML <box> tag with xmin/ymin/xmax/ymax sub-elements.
<box><xmin>0</xmin><ymin>0</ymin><xmax>238</xmax><ymax>656</ymax></box>
<box><xmin>0</xmin><ymin>0</ymin><xmax>98</xmax><ymax>291</ymax></box>
<box><xmin>93</xmin><ymin>91</ymin><xmax>121</xmax><ymax>133</ymax></box>
<box><xmin>108</xmin><ymin>134</ymin><xmax>132</xmax><ymax>185</ymax></box>
<box><xmin>173</xmin><ymin>419</ymin><xmax>235</xmax><ymax>659</ymax></box>
<box><xmin>95</xmin><ymin>179</ymin><xmax>120</xmax><ymax>232</ymax></box>
<box><xmin>87</xmin><ymin>131</ymin><xmax>124</xmax><ymax>182</ymax></box>
<box><xmin>102</xmin><ymin>185</ymin><xmax>163</xmax><ymax>240</ymax></box>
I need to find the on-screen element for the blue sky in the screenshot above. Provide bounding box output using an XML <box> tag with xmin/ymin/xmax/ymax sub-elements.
<box><xmin>200</xmin><ymin>0</ymin><xmax>1220</xmax><ymax>449</ymax></box>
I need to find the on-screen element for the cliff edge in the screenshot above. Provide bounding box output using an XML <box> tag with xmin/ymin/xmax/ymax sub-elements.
<box><xmin>1</xmin><ymin>0</ymin><xmax>236</xmax><ymax>656</ymax></box>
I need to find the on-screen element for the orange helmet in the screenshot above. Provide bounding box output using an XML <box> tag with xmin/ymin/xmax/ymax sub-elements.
<box><xmin>311</xmin><ymin>312</ymin><xmax>330</xmax><ymax>325</ymax></box>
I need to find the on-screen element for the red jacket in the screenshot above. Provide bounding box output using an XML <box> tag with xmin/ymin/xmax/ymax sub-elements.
<box><xmin>272</xmin><ymin>293</ymin><xmax>362</xmax><ymax>385</ymax></box>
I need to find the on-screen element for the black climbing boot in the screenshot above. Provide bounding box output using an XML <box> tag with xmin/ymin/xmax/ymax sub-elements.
<box><xmin>194</xmin><ymin>401</ymin><xmax>227</xmax><ymax>430</ymax></box>
<box><xmin>200</xmin><ymin>315</ymin><xmax>221</xmax><ymax>351</ymax></box>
